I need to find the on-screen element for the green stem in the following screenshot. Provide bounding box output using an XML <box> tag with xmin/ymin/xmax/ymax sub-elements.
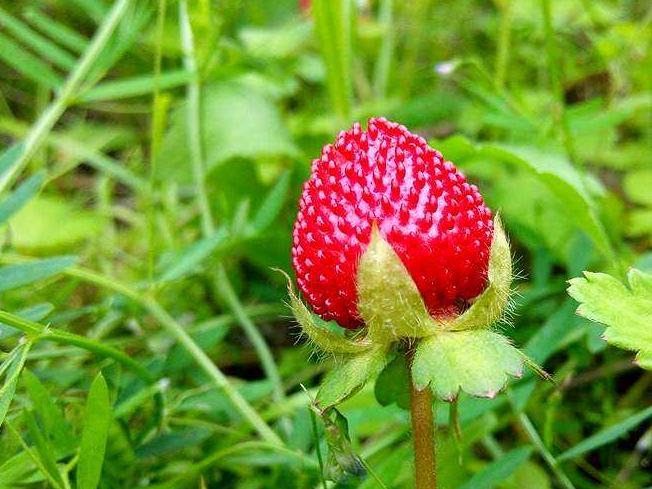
<box><xmin>0</xmin><ymin>0</ymin><xmax>132</xmax><ymax>194</ymax></box>
<box><xmin>515</xmin><ymin>410</ymin><xmax>576</xmax><ymax>489</ymax></box>
<box><xmin>179</xmin><ymin>0</ymin><xmax>214</xmax><ymax>236</ymax></box>
<box><xmin>0</xmin><ymin>310</ymin><xmax>153</xmax><ymax>384</ymax></box>
<box><xmin>177</xmin><ymin>0</ymin><xmax>288</xmax><ymax>432</ymax></box>
<box><xmin>408</xmin><ymin>347</ymin><xmax>436</xmax><ymax>489</ymax></box>
<box><xmin>495</xmin><ymin>0</ymin><xmax>513</xmax><ymax>90</ymax></box>
<box><xmin>373</xmin><ymin>0</ymin><xmax>394</xmax><ymax>98</ymax></box>
<box><xmin>540</xmin><ymin>0</ymin><xmax>578</xmax><ymax>166</ymax></box>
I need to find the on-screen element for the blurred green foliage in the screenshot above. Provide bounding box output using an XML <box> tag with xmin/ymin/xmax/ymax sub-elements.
<box><xmin>0</xmin><ymin>0</ymin><xmax>650</xmax><ymax>488</ymax></box>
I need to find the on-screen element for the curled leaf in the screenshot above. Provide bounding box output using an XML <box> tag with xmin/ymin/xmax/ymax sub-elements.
<box><xmin>450</xmin><ymin>214</ymin><xmax>512</xmax><ymax>331</ymax></box>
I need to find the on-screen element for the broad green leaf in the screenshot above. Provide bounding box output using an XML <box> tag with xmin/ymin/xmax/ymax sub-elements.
<box><xmin>316</xmin><ymin>347</ymin><xmax>389</xmax><ymax>409</ymax></box>
<box><xmin>567</xmin><ymin>269</ymin><xmax>652</xmax><ymax>369</ymax></box>
<box><xmin>77</xmin><ymin>373</ymin><xmax>111</xmax><ymax>489</ymax></box>
<box><xmin>158</xmin><ymin>227</ymin><xmax>228</xmax><ymax>282</ymax></box>
<box><xmin>0</xmin><ymin>341</ymin><xmax>31</xmax><ymax>429</ymax></box>
<box><xmin>0</xmin><ymin>256</ymin><xmax>76</xmax><ymax>292</ymax></box>
<box><xmin>157</xmin><ymin>82</ymin><xmax>298</xmax><ymax>180</ymax></box>
<box><xmin>557</xmin><ymin>405</ymin><xmax>652</xmax><ymax>461</ymax></box>
<box><xmin>0</xmin><ymin>172</ymin><xmax>43</xmax><ymax>226</ymax></box>
<box><xmin>412</xmin><ymin>330</ymin><xmax>523</xmax><ymax>400</ymax></box>
<box><xmin>8</xmin><ymin>195</ymin><xmax>104</xmax><ymax>251</ymax></box>
<box><xmin>251</xmin><ymin>170</ymin><xmax>291</xmax><ymax>233</ymax></box>
<box><xmin>434</xmin><ymin>136</ymin><xmax>613</xmax><ymax>261</ymax></box>
<box><xmin>458</xmin><ymin>447</ymin><xmax>533</xmax><ymax>489</ymax></box>
<box><xmin>374</xmin><ymin>353</ymin><xmax>410</xmax><ymax>409</ymax></box>
<box><xmin>23</xmin><ymin>409</ymin><xmax>66</xmax><ymax>489</ymax></box>
<box><xmin>23</xmin><ymin>369</ymin><xmax>75</xmax><ymax>453</ymax></box>
<box><xmin>623</xmin><ymin>169</ymin><xmax>652</xmax><ymax>206</ymax></box>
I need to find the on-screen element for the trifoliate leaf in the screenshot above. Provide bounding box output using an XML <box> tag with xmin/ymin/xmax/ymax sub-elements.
<box><xmin>411</xmin><ymin>330</ymin><xmax>523</xmax><ymax>401</ymax></box>
<box><xmin>451</xmin><ymin>214</ymin><xmax>512</xmax><ymax>330</ymax></box>
<box><xmin>567</xmin><ymin>269</ymin><xmax>652</xmax><ymax>369</ymax></box>
<box><xmin>317</xmin><ymin>347</ymin><xmax>389</xmax><ymax>409</ymax></box>
<box><xmin>357</xmin><ymin>225</ymin><xmax>442</xmax><ymax>342</ymax></box>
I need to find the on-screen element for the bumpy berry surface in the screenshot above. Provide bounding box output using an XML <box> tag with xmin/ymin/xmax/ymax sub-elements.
<box><xmin>292</xmin><ymin>118</ymin><xmax>493</xmax><ymax>329</ymax></box>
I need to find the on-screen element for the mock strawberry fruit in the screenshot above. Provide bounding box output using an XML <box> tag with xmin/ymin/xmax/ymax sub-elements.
<box><xmin>291</xmin><ymin>118</ymin><xmax>493</xmax><ymax>329</ymax></box>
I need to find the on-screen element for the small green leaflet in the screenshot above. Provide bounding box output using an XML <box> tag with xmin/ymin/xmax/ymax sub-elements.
<box><xmin>0</xmin><ymin>256</ymin><xmax>76</xmax><ymax>292</ymax></box>
<box><xmin>0</xmin><ymin>171</ymin><xmax>43</xmax><ymax>226</ymax></box>
<box><xmin>567</xmin><ymin>268</ymin><xmax>652</xmax><ymax>369</ymax></box>
<box><xmin>316</xmin><ymin>347</ymin><xmax>389</xmax><ymax>409</ymax></box>
<box><xmin>0</xmin><ymin>341</ymin><xmax>32</xmax><ymax>429</ymax></box>
<box><xmin>77</xmin><ymin>373</ymin><xmax>111</xmax><ymax>489</ymax></box>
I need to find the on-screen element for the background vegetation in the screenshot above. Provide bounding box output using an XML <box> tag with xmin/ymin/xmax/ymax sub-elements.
<box><xmin>0</xmin><ymin>0</ymin><xmax>650</xmax><ymax>487</ymax></box>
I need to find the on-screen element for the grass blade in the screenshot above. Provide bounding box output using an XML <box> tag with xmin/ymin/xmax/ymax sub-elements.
<box><xmin>0</xmin><ymin>341</ymin><xmax>32</xmax><ymax>429</ymax></box>
<box><xmin>77</xmin><ymin>373</ymin><xmax>111</xmax><ymax>489</ymax></box>
<box><xmin>312</xmin><ymin>0</ymin><xmax>354</xmax><ymax>119</ymax></box>
<box><xmin>79</xmin><ymin>70</ymin><xmax>192</xmax><ymax>103</ymax></box>
<box><xmin>0</xmin><ymin>171</ymin><xmax>43</xmax><ymax>226</ymax></box>
<box><xmin>558</xmin><ymin>405</ymin><xmax>652</xmax><ymax>462</ymax></box>
<box><xmin>0</xmin><ymin>256</ymin><xmax>76</xmax><ymax>292</ymax></box>
<box><xmin>458</xmin><ymin>447</ymin><xmax>533</xmax><ymax>489</ymax></box>
<box><xmin>23</xmin><ymin>7</ymin><xmax>88</xmax><ymax>54</ymax></box>
<box><xmin>0</xmin><ymin>6</ymin><xmax>76</xmax><ymax>71</ymax></box>
<box><xmin>0</xmin><ymin>32</ymin><xmax>62</xmax><ymax>89</ymax></box>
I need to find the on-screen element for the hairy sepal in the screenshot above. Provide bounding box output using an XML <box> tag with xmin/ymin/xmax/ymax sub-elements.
<box><xmin>411</xmin><ymin>329</ymin><xmax>523</xmax><ymax>401</ymax></box>
<box><xmin>356</xmin><ymin>224</ymin><xmax>444</xmax><ymax>342</ymax></box>
<box><xmin>316</xmin><ymin>346</ymin><xmax>390</xmax><ymax>409</ymax></box>
<box><xmin>279</xmin><ymin>270</ymin><xmax>371</xmax><ymax>354</ymax></box>
<box><xmin>450</xmin><ymin>214</ymin><xmax>512</xmax><ymax>331</ymax></box>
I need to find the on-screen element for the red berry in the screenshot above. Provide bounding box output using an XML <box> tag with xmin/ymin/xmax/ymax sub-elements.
<box><xmin>292</xmin><ymin>118</ymin><xmax>493</xmax><ymax>329</ymax></box>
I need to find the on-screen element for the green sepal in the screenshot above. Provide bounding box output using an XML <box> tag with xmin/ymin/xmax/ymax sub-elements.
<box><xmin>411</xmin><ymin>329</ymin><xmax>523</xmax><ymax>401</ymax></box>
<box><xmin>449</xmin><ymin>214</ymin><xmax>512</xmax><ymax>331</ymax></box>
<box><xmin>356</xmin><ymin>224</ymin><xmax>444</xmax><ymax>342</ymax></box>
<box><xmin>374</xmin><ymin>352</ymin><xmax>410</xmax><ymax>410</ymax></box>
<box><xmin>317</xmin><ymin>346</ymin><xmax>389</xmax><ymax>409</ymax></box>
<box><xmin>278</xmin><ymin>269</ymin><xmax>371</xmax><ymax>354</ymax></box>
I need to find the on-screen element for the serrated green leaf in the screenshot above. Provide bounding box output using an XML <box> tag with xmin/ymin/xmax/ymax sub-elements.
<box><xmin>317</xmin><ymin>347</ymin><xmax>389</xmax><ymax>409</ymax></box>
<box><xmin>412</xmin><ymin>330</ymin><xmax>523</xmax><ymax>401</ymax></box>
<box><xmin>0</xmin><ymin>256</ymin><xmax>76</xmax><ymax>292</ymax></box>
<box><xmin>567</xmin><ymin>268</ymin><xmax>652</xmax><ymax>369</ymax></box>
<box><xmin>357</xmin><ymin>224</ymin><xmax>439</xmax><ymax>341</ymax></box>
<box><xmin>374</xmin><ymin>352</ymin><xmax>410</xmax><ymax>409</ymax></box>
<box><xmin>77</xmin><ymin>373</ymin><xmax>111</xmax><ymax>489</ymax></box>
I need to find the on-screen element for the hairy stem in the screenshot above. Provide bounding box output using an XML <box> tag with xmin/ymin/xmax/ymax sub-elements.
<box><xmin>408</xmin><ymin>347</ymin><xmax>436</xmax><ymax>489</ymax></box>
